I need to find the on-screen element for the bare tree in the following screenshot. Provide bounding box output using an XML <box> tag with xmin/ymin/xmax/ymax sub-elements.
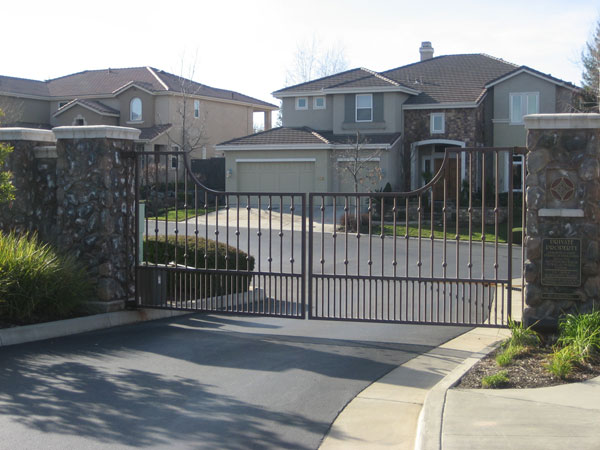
<box><xmin>334</xmin><ymin>131</ymin><xmax>383</xmax><ymax>194</ymax></box>
<box><xmin>285</xmin><ymin>36</ymin><xmax>349</xmax><ymax>86</ymax></box>
<box><xmin>162</xmin><ymin>55</ymin><xmax>208</xmax><ymax>158</ymax></box>
<box><xmin>581</xmin><ymin>19</ymin><xmax>600</xmax><ymax>112</ymax></box>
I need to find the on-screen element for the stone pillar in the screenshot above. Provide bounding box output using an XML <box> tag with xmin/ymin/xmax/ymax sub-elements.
<box><xmin>0</xmin><ymin>128</ymin><xmax>57</xmax><ymax>240</ymax></box>
<box><xmin>52</xmin><ymin>126</ymin><xmax>141</xmax><ymax>312</ymax></box>
<box><xmin>523</xmin><ymin>114</ymin><xmax>600</xmax><ymax>329</ymax></box>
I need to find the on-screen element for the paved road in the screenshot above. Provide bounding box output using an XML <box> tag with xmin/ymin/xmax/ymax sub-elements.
<box><xmin>0</xmin><ymin>314</ymin><xmax>468</xmax><ymax>449</ymax></box>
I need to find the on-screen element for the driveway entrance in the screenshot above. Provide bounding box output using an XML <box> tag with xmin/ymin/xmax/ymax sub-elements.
<box><xmin>0</xmin><ymin>314</ymin><xmax>468</xmax><ymax>449</ymax></box>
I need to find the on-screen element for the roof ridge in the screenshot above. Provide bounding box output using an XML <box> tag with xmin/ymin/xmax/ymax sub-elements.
<box><xmin>274</xmin><ymin>67</ymin><xmax>367</xmax><ymax>93</ymax></box>
<box><xmin>303</xmin><ymin>127</ymin><xmax>330</xmax><ymax>144</ymax></box>
<box><xmin>360</xmin><ymin>67</ymin><xmax>399</xmax><ymax>86</ymax></box>
<box><xmin>146</xmin><ymin>67</ymin><xmax>169</xmax><ymax>91</ymax></box>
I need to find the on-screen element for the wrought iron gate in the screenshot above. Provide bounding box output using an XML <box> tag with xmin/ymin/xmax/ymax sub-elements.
<box><xmin>135</xmin><ymin>147</ymin><xmax>525</xmax><ymax>327</ymax></box>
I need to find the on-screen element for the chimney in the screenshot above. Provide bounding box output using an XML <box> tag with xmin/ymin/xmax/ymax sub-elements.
<box><xmin>419</xmin><ymin>41</ymin><xmax>434</xmax><ymax>61</ymax></box>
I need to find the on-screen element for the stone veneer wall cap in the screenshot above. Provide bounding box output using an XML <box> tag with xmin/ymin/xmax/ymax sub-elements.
<box><xmin>52</xmin><ymin>125</ymin><xmax>142</xmax><ymax>141</ymax></box>
<box><xmin>524</xmin><ymin>114</ymin><xmax>600</xmax><ymax>130</ymax></box>
<box><xmin>0</xmin><ymin>128</ymin><xmax>56</xmax><ymax>143</ymax></box>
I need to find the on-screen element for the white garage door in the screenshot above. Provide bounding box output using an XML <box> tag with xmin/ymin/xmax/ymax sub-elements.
<box><xmin>237</xmin><ymin>161</ymin><xmax>316</xmax><ymax>194</ymax></box>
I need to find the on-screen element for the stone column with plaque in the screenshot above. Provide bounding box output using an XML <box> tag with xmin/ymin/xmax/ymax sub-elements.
<box><xmin>523</xmin><ymin>114</ymin><xmax>600</xmax><ymax>329</ymax></box>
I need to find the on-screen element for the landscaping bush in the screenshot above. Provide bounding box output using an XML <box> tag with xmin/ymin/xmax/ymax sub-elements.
<box><xmin>558</xmin><ymin>311</ymin><xmax>600</xmax><ymax>361</ymax></box>
<box><xmin>481</xmin><ymin>370</ymin><xmax>509</xmax><ymax>388</ymax></box>
<box><xmin>0</xmin><ymin>231</ymin><xmax>91</xmax><ymax>325</ymax></box>
<box><xmin>338</xmin><ymin>213</ymin><xmax>371</xmax><ymax>233</ymax></box>
<box><xmin>143</xmin><ymin>235</ymin><xmax>255</xmax><ymax>298</ymax></box>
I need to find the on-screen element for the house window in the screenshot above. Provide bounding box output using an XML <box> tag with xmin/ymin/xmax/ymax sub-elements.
<box><xmin>356</xmin><ymin>94</ymin><xmax>373</xmax><ymax>122</ymax></box>
<box><xmin>58</xmin><ymin>101</ymin><xmax>68</xmax><ymax>109</ymax></box>
<box><xmin>75</xmin><ymin>118</ymin><xmax>85</xmax><ymax>126</ymax></box>
<box><xmin>194</xmin><ymin>100</ymin><xmax>200</xmax><ymax>118</ymax></box>
<box><xmin>296</xmin><ymin>97</ymin><xmax>308</xmax><ymax>110</ymax></box>
<box><xmin>130</xmin><ymin>97</ymin><xmax>142</xmax><ymax>122</ymax></box>
<box><xmin>510</xmin><ymin>92</ymin><xmax>538</xmax><ymax>124</ymax></box>
<box><xmin>171</xmin><ymin>145</ymin><xmax>180</xmax><ymax>169</ymax></box>
<box><xmin>313</xmin><ymin>96</ymin><xmax>326</xmax><ymax>110</ymax></box>
<box><xmin>431</xmin><ymin>113</ymin><xmax>445</xmax><ymax>134</ymax></box>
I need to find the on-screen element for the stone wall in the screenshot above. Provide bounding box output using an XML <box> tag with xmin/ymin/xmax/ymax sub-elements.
<box><xmin>0</xmin><ymin>126</ymin><xmax>140</xmax><ymax>312</ymax></box>
<box><xmin>523</xmin><ymin>114</ymin><xmax>600</xmax><ymax>328</ymax></box>
<box><xmin>0</xmin><ymin>129</ymin><xmax>58</xmax><ymax>241</ymax></box>
<box><xmin>402</xmin><ymin>105</ymin><xmax>486</xmax><ymax>190</ymax></box>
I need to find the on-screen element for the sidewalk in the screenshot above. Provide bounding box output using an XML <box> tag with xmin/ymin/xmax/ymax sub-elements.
<box><xmin>319</xmin><ymin>327</ymin><xmax>510</xmax><ymax>449</ymax></box>
<box><xmin>440</xmin><ymin>376</ymin><xmax>600</xmax><ymax>450</ymax></box>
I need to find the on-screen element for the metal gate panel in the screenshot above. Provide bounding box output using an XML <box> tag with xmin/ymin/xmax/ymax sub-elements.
<box><xmin>135</xmin><ymin>151</ymin><xmax>306</xmax><ymax>318</ymax></box>
<box><xmin>308</xmin><ymin>147</ymin><xmax>526</xmax><ymax>327</ymax></box>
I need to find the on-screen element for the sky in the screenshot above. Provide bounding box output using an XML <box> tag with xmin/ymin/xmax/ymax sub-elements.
<box><xmin>2</xmin><ymin>0</ymin><xmax>599</xmax><ymax>119</ymax></box>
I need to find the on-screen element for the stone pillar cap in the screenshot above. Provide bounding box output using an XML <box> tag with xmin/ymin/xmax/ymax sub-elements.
<box><xmin>0</xmin><ymin>127</ymin><xmax>56</xmax><ymax>143</ymax></box>
<box><xmin>524</xmin><ymin>113</ymin><xmax>600</xmax><ymax>130</ymax></box>
<box><xmin>52</xmin><ymin>125</ymin><xmax>142</xmax><ymax>140</ymax></box>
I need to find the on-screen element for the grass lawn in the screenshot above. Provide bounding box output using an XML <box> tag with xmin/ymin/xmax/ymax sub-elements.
<box><xmin>362</xmin><ymin>223</ymin><xmax>519</xmax><ymax>244</ymax></box>
<box><xmin>146</xmin><ymin>206</ymin><xmax>216</xmax><ymax>222</ymax></box>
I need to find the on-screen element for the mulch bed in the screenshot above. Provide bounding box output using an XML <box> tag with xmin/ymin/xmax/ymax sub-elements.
<box><xmin>456</xmin><ymin>346</ymin><xmax>600</xmax><ymax>389</ymax></box>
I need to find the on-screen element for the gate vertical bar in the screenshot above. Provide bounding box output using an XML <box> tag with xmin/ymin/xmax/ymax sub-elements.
<box><xmin>305</xmin><ymin>194</ymin><xmax>310</xmax><ymax>319</ymax></box>
<box><xmin>507</xmin><ymin>148</ymin><xmax>514</xmax><ymax>322</ymax></box>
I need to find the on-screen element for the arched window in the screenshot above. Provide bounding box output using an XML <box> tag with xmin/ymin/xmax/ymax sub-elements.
<box><xmin>130</xmin><ymin>98</ymin><xmax>142</xmax><ymax>121</ymax></box>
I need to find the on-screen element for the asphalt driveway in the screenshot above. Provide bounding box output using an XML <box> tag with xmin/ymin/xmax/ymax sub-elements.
<box><xmin>0</xmin><ymin>314</ymin><xmax>467</xmax><ymax>449</ymax></box>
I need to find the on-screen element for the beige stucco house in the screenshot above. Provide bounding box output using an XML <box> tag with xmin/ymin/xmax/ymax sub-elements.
<box><xmin>218</xmin><ymin>42</ymin><xmax>578</xmax><ymax>197</ymax></box>
<box><xmin>0</xmin><ymin>67</ymin><xmax>277</xmax><ymax>161</ymax></box>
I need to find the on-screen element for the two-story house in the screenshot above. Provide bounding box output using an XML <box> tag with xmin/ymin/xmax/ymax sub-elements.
<box><xmin>218</xmin><ymin>42</ymin><xmax>577</xmax><ymax>197</ymax></box>
<box><xmin>0</xmin><ymin>67</ymin><xmax>277</xmax><ymax>162</ymax></box>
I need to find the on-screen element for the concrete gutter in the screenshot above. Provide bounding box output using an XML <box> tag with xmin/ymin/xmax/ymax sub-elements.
<box><xmin>414</xmin><ymin>329</ymin><xmax>508</xmax><ymax>450</ymax></box>
<box><xmin>0</xmin><ymin>309</ymin><xmax>191</xmax><ymax>347</ymax></box>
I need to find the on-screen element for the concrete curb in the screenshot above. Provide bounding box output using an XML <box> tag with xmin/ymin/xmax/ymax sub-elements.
<box><xmin>0</xmin><ymin>309</ymin><xmax>191</xmax><ymax>347</ymax></box>
<box><xmin>414</xmin><ymin>334</ymin><xmax>506</xmax><ymax>450</ymax></box>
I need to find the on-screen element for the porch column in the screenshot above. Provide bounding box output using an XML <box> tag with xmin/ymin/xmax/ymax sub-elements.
<box><xmin>264</xmin><ymin>110</ymin><xmax>272</xmax><ymax>130</ymax></box>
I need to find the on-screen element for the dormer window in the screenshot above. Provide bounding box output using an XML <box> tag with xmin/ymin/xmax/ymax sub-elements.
<box><xmin>355</xmin><ymin>94</ymin><xmax>372</xmax><ymax>122</ymax></box>
<box><xmin>295</xmin><ymin>97</ymin><xmax>308</xmax><ymax>110</ymax></box>
<box><xmin>431</xmin><ymin>113</ymin><xmax>445</xmax><ymax>134</ymax></box>
<box><xmin>130</xmin><ymin>97</ymin><xmax>142</xmax><ymax>122</ymax></box>
<box><xmin>313</xmin><ymin>96</ymin><xmax>326</xmax><ymax>110</ymax></box>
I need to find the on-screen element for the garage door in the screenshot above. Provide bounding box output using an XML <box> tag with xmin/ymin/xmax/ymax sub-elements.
<box><xmin>237</xmin><ymin>160</ymin><xmax>316</xmax><ymax>194</ymax></box>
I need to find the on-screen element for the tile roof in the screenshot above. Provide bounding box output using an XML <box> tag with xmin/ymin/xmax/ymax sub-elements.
<box><xmin>0</xmin><ymin>75</ymin><xmax>49</xmax><ymax>97</ymax></box>
<box><xmin>218</xmin><ymin>127</ymin><xmax>401</xmax><ymax>146</ymax></box>
<box><xmin>381</xmin><ymin>54</ymin><xmax>519</xmax><ymax>104</ymax></box>
<box><xmin>273</xmin><ymin>68</ymin><xmax>376</xmax><ymax>94</ymax></box>
<box><xmin>138</xmin><ymin>124</ymin><xmax>172</xmax><ymax>141</ymax></box>
<box><xmin>0</xmin><ymin>67</ymin><xmax>277</xmax><ymax>109</ymax></box>
<box><xmin>55</xmin><ymin>99</ymin><xmax>120</xmax><ymax>116</ymax></box>
<box><xmin>273</xmin><ymin>54</ymin><xmax>571</xmax><ymax>105</ymax></box>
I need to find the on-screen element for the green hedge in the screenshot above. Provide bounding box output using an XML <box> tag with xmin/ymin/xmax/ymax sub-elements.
<box><xmin>0</xmin><ymin>232</ymin><xmax>91</xmax><ymax>325</ymax></box>
<box><xmin>143</xmin><ymin>236</ymin><xmax>255</xmax><ymax>299</ymax></box>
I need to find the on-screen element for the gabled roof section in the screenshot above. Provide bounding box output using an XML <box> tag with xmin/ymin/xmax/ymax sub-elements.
<box><xmin>219</xmin><ymin>127</ymin><xmax>331</xmax><ymax>146</ymax></box>
<box><xmin>382</xmin><ymin>54</ymin><xmax>520</xmax><ymax>104</ymax></box>
<box><xmin>217</xmin><ymin>126</ymin><xmax>401</xmax><ymax>147</ymax></box>
<box><xmin>150</xmin><ymin>69</ymin><xmax>277</xmax><ymax>109</ymax></box>
<box><xmin>484</xmin><ymin>65</ymin><xmax>579</xmax><ymax>90</ymax></box>
<box><xmin>0</xmin><ymin>75</ymin><xmax>49</xmax><ymax>97</ymax></box>
<box><xmin>54</xmin><ymin>99</ymin><xmax>120</xmax><ymax>117</ymax></box>
<box><xmin>138</xmin><ymin>124</ymin><xmax>172</xmax><ymax>142</ymax></box>
<box><xmin>273</xmin><ymin>68</ymin><xmax>374</xmax><ymax>95</ymax></box>
<box><xmin>0</xmin><ymin>67</ymin><xmax>277</xmax><ymax>109</ymax></box>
